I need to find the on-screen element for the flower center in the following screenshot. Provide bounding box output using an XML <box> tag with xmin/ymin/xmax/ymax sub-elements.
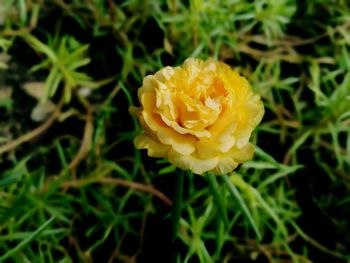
<box><xmin>175</xmin><ymin>77</ymin><xmax>227</xmax><ymax>130</ymax></box>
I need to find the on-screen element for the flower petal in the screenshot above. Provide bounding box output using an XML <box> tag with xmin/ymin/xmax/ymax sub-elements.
<box><xmin>168</xmin><ymin>149</ymin><xmax>219</xmax><ymax>175</ymax></box>
<box><xmin>142</xmin><ymin>111</ymin><xmax>196</xmax><ymax>155</ymax></box>
<box><xmin>210</xmin><ymin>144</ymin><xmax>254</xmax><ymax>175</ymax></box>
<box><xmin>210</xmin><ymin>157</ymin><xmax>238</xmax><ymax>175</ymax></box>
<box><xmin>134</xmin><ymin>134</ymin><xmax>169</xmax><ymax>158</ymax></box>
<box><xmin>229</xmin><ymin>143</ymin><xmax>255</xmax><ymax>163</ymax></box>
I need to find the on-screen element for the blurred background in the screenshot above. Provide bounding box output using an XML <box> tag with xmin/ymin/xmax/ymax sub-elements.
<box><xmin>0</xmin><ymin>0</ymin><xmax>350</xmax><ymax>262</ymax></box>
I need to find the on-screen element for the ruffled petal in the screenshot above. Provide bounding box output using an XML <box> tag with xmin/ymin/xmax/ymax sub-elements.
<box><xmin>210</xmin><ymin>144</ymin><xmax>254</xmax><ymax>175</ymax></box>
<box><xmin>210</xmin><ymin>157</ymin><xmax>238</xmax><ymax>175</ymax></box>
<box><xmin>168</xmin><ymin>149</ymin><xmax>219</xmax><ymax>175</ymax></box>
<box><xmin>137</xmin><ymin>75</ymin><xmax>156</xmax><ymax>102</ymax></box>
<box><xmin>128</xmin><ymin>106</ymin><xmax>141</xmax><ymax>117</ymax></box>
<box><xmin>134</xmin><ymin>134</ymin><xmax>169</xmax><ymax>158</ymax></box>
<box><xmin>159</xmin><ymin>114</ymin><xmax>212</xmax><ymax>138</ymax></box>
<box><xmin>142</xmin><ymin>111</ymin><xmax>196</xmax><ymax>155</ymax></box>
<box><xmin>195</xmin><ymin>141</ymin><xmax>220</xmax><ymax>159</ymax></box>
<box><xmin>229</xmin><ymin>143</ymin><xmax>255</xmax><ymax>163</ymax></box>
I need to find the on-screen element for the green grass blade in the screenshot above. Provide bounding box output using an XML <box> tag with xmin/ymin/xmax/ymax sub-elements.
<box><xmin>0</xmin><ymin>216</ymin><xmax>56</xmax><ymax>261</ymax></box>
<box><xmin>223</xmin><ymin>174</ymin><xmax>262</xmax><ymax>241</ymax></box>
<box><xmin>205</xmin><ymin>172</ymin><xmax>229</xmax><ymax>228</ymax></box>
<box><xmin>24</xmin><ymin>34</ymin><xmax>57</xmax><ymax>63</ymax></box>
<box><xmin>258</xmin><ymin>164</ymin><xmax>303</xmax><ymax>189</ymax></box>
<box><xmin>172</xmin><ymin>169</ymin><xmax>184</xmax><ymax>240</ymax></box>
<box><xmin>0</xmin><ymin>177</ymin><xmax>18</xmax><ymax>187</ymax></box>
<box><xmin>251</xmin><ymin>187</ymin><xmax>289</xmax><ymax>237</ymax></box>
<box><xmin>291</xmin><ymin>221</ymin><xmax>350</xmax><ymax>260</ymax></box>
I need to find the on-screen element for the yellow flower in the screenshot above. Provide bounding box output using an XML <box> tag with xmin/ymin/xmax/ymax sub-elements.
<box><xmin>130</xmin><ymin>58</ymin><xmax>264</xmax><ymax>175</ymax></box>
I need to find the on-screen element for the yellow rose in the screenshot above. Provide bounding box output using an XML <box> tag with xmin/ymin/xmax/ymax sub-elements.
<box><xmin>130</xmin><ymin>58</ymin><xmax>264</xmax><ymax>175</ymax></box>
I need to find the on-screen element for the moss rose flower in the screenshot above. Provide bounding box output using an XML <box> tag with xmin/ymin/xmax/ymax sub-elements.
<box><xmin>130</xmin><ymin>58</ymin><xmax>264</xmax><ymax>175</ymax></box>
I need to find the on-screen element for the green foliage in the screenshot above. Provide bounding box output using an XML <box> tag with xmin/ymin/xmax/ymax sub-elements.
<box><xmin>25</xmin><ymin>34</ymin><xmax>91</xmax><ymax>102</ymax></box>
<box><xmin>25</xmin><ymin>34</ymin><xmax>113</xmax><ymax>103</ymax></box>
<box><xmin>0</xmin><ymin>0</ymin><xmax>350</xmax><ymax>262</ymax></box>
